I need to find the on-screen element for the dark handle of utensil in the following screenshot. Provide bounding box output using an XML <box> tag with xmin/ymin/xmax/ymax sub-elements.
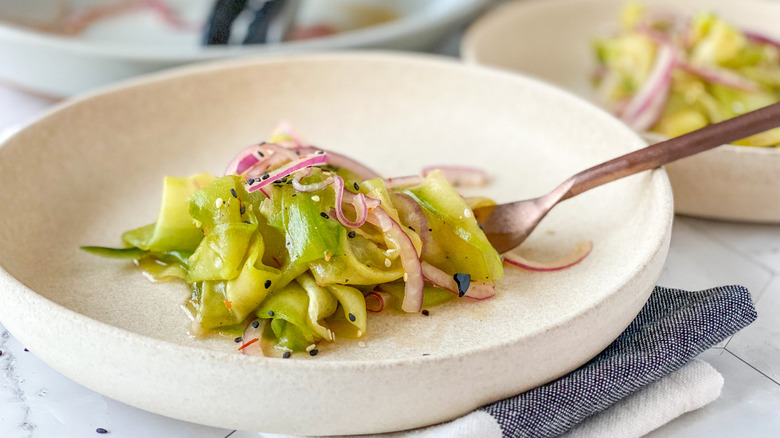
<box><xmin>562</xmin><ymin>101</ymin><xmax>780</xmax><ymax>200</ymax></box>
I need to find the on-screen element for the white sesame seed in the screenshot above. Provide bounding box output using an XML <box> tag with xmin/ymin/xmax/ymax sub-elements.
<box><xmin>215</xmin><ymin>198</ymin><xmax>224</xmax><ymax>208</ymax></box>
<box><xmin>358</xmin><ymin>341</ymin><xmax>366</xmax><ymax>348</ymax></box>
<box><xmin>357</xmin><ymin>330</ymin><xmax>363</xmax><ymax>337</ymax></box>
<box><xmin>403</xmin><ymin>273</ymin><xmax>408</xmax><ymax>281</ymax></box>
<box><xmin>464</xmin><ymin>208</ymin><xmax>472</xmax><ymax>218</ymax></box>
<box><xmin>384</xmin><ymin>258</ymin><xmax>391</xmax><ymax>268</ymax></box>
<box><xmin>193</xmin><ymin>219</ymin><xmax>201</xmax><ymax>228</ymax></box>
<box><xmin>306</xmin><ymin>344</ymin><xmax>316</xmax><ymax>352</ymax></box>
<box><xmin>311</xmin><ymin>195</ymin><xmax>321</xmax><ymax>202</ymax></box>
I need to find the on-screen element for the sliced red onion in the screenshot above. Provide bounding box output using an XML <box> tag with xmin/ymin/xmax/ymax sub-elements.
<box><xmin>366</xmin><ymin>208</ymin><xmax>423</xmax><ymax>313</ymax></box>
<box><xmin>246</xmin><ymin>153</ymin><xmax>328</xmax><ymax>193</ymax></box>
<box><xmin>504</xmin><ymin>241</ymin><xmax>593</xmax><ymax>272</ymax></box>
<box><xmin>240</xmin><ymin>318</ymin><xmax>266</xmax><ymax>356</ymax></box>
<box><xmin>422</xmin><ymin>166</ymin><xmax>488</xmax><ymax>187</ymax></box>
<box><xmin>390</xmin><ymin>193</ymin><xmax>430</xmax><ymax>246</ymax></box>
<box><xmin>678</xmin><ymin>61</ymin><xmax>760</xmax><ymax>92</ymax></box>
<box><xmin>224</xmin><ymin>145</ymin><xmax>263</xmax><ymax>176</ymax></box>
<box><xmin>142</xmin><ymin>0</ymin><xmax>193</xmax><ymax>30</ymax></box>
<box><xmin>744</xmin><ymin>30</ymin><xmax>780</xmax><ymax>50</ymax></box>
<box><xmin>621</xmin><ymin>44</ymin><xmax>677</xmax><ymax>130</ymax></box>
<box><xmin>420</xmin><ymin>262</ymin><xmax>495</xmax><ymax>300</ymax></box>
<box><xmin>630</xmin><ymin>77</ymin><xmax>672</xmax><ymax>132</ymax></box>
<box><xmin>292</xmin><ymin>168</ymin><xmax>334</xmax><ymax>192</ymax></box>
<box><xmin>271</xmin><ymin>121</ymin><xmax>305</xmax><ymax>148</ymax></box>
<box><xmin>365</xmin><ymin>291</ymin><xmax>388</xmax><ymax>312</ymax></box>
<box><xmin>384</xmin><ymin>175</ymin><xmax>424</xmax><ymax>189</ymax></box>
<box><xmin>294</xmin><ymin>146</ymin><xmax>382</xmax><ymax>181</ymax></box>
<box><xmin>331</xmin><ymin>176</ymin><xmax>368</xmax><ymax>228</ymax></box>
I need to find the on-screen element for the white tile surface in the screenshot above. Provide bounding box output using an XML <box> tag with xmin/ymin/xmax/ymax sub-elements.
<box><xmin>726</xmin><ymin>276</ymin><xmax>780</xmax><ymax>384</ymax></box>
<box><xmin>646</xmin><ymin>348</ymin><xmax>780</xmax><ymax>437</ymax></box>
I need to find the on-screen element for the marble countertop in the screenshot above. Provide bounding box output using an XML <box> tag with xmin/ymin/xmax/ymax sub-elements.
<box><xmin>2</xmin><ymin>27</ymin><xmax>780</xmax><ymax>438</ymax></box>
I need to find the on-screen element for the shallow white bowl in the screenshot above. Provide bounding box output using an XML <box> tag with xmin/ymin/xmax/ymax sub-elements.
<box><xmin>0</xmin><ymin>0</ymin><xmax>488</xmax><ymax>96</ymax></box>
<box><xmin>0</xmin><ymin>52</ymin><xmax>672</xmax><ymax>434</ymax></box>
<box><xmin>463</xmin><ymin>0</ymin><xmax>780</xmax><ymax>223</ymax></box>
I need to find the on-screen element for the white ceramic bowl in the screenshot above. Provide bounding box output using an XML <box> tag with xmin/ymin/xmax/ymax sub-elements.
<box><xmin>0</xmin><ymin>0</ymin><xmax>488</xmax><ymax>96</ymax></box>
<box><xmin>463</xmin><ymin>0</ymin><xmax>780</xmax><ymax>223</ymax></box>
<box><xmin>0</xmin><ymin>52</ymin><xmax>672</xmax><ymax>434</ymax></box>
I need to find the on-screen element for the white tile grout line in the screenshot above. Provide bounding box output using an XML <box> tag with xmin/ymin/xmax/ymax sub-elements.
<box><xmin>722</xmin><ymin>271</ymin><xmax>778</xmax><ymax>387</ymax></box>
<box><xmin>724</xmin><ymin>349</ymin><xmax>780</xmax><ymax>386</ymax></box>
<box><xmin>680</xmin><ymin>217</ymin><xmax>779</xmax><ymax>275</ymax></box>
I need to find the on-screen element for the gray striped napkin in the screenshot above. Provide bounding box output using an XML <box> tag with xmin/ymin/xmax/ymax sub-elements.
<box><xmin>481</xmin><ymin>285</ymin><xmax>757</xmax><ymax>438</ymax></box>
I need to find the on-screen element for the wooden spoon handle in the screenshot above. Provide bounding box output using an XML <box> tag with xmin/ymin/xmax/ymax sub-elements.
<box><xmin>563</xmin><ymin>101</ymin><xmax>780</xmax><ymax>199</ymax></box>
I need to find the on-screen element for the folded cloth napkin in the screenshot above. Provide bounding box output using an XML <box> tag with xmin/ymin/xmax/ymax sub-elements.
<box><xmin>261</xmin><ymin>285</ymin><xmax>756</xmax><ymax>438</ymax></box>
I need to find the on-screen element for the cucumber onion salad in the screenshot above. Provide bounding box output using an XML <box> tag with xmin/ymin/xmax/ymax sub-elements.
<box><xmin>84</xmin><ymin>124</ymin><xmax>590</xmax><ymax>357</ymax></box>
<box><xmin>593</xmin><ymin>2</ymin><xmax>780</xmax><ymax>146</ymax></box>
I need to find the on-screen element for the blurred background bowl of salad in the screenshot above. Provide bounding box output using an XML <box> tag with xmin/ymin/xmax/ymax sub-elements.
<box><xmin>0</xmin><ymin>0</ymin><xmax>489</xmax><ymax>96</ymax></box>
<box><xmin>462</xmin><ymin>0</ymin><xmax>780</xmax><ymax>223</ymax></box>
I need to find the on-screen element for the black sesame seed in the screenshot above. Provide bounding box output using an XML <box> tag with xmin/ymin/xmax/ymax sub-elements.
<box><xmin>320</xmin><ymin>212</ymin><xmax>330</xmax><ymax>219</ymax></box>
<box><xmin>453</xmin><ymin>273</ymin><xmax>471</xmax><ymax>297</ymax></box>
<box><xmin>428</xmin><ymin>228</ymin><xmax>433</xmax><ymax>232</ymax></box>
<box><xmin>268</xmin><ymin>310</ymin><xmax>275</xmax><ymax>317</ymax></box>
<box><xmin>252</xmin><ymin>320</ymin><xmax>260</xmax><ymax>329</ymax></box>
<box><xmin>282</xmin><ymin>351</ymin><xmax>291</xmax><ymax>359</ymax></box>
<box><xmin>240</xmin><ymin>205</ymin><xmax>246</xmax><ymax>215</ymax></box>
<box><xmin>257</xmin><ymin>151</ymin><xmax>265</xmax><ymax>158</ymax></box>
<box><xmin>408</xmin><ymin>225</ymin><xmax>415</xmax><ymax>232</ymax></box>
<box><xmin>422</xmin><ymin>353</ymin><xmax>430</xmax><ymax>356</ymax></box>
<box><xmin>24</xmin><ymin>348</ymin><xmax>29</xmax><ymax>352</ymax></box>
<box><xmin>309</xmin><ymin>349</ymin><xmax>319</xmax><ymax>356</ymax></box>
<box><xmin>262</xmin><ymin>173</ymin><xmax>270</xmax><ymax>180</ymax></box>
<box><xmin>291</xmin><ymin>193</ymin><xmax>297</xmax><ymax>197</ymax></box>
<box><xmin>264</xmin><ymin>280</ymin><xmax>272</xmax><ymax>289</ymax></box>
<box><xmin>230</xmin><ymin>188</ymin><xmax>237</xmax><ymax>198</ymax></box>
<box><xmin>0</xmin><ymin>350</ymin><xmax>3</xmax><ymax>356</ymax></box>
<box><xmin>348</xmin><ymin>231</ymin><xmax>356</xmax><ymax>238</ymax></box>
<box><xmin>348</xmin><ymin>313</ymin><xmax>356</xmax><ymax>322</ymax></box>
<box><xmin>96</xmin><ymin>428</ymin><xmax>108</xmax><ymax>434</ymax></box>
<box><xmin>422</xmin><ymin>310</ymin><xmax>429</xmax><ymax>316</ymax></box>
<box><xmin>243</xmin><ymin>220</ymin><xmax>251</xmax><ymax>225</ymax></box>
<box><xmin>353</xmin><ymin>182</ymin><xmax>360</xmax><ymax>191</ymax></box>
<box><xmin>234</xmin><ymin>337</ymin><xmax>243</xmax><ymax>343</ymax></box>
<box><xmin>315</xmin><ymin>150</ymin><xmax>325</xmax><ymax>155</ymax></box>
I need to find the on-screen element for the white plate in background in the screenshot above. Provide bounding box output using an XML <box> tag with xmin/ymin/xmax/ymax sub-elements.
<box><xmin>463</xmin><ymin>0</ymin><xmax>780</xmax><ymax>223</ymax></box>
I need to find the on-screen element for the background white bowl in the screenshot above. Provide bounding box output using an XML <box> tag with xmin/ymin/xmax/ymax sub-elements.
<box><xmin>0</xmin><ymin>52</ymin><xmax>671</xmax><ymax>434</ymax></box>
<box><xmin>463</xmin><ymin>0</ymin><xmax>780</xmax><ymax>223</ymax></box>
<box><xmin>0</xmin><ymin>0</ymin><xmax>488</xmax><ymax>96</ymax></box>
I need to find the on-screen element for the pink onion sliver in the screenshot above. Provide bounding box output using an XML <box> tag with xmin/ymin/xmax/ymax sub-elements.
<box><xmin>678</xmin><ymin>61</ymin><xmax>760</xmax><ymax>92</ymax></box>
<box><xmin>384</xmin><ymin>175</ymin><xmax>424</xmax><ymax>189</ymax></box>
<box><xmin>621</xmin><ymin>44</ymin><xmax>676</xmax><ymax>127</ymax></box>
<box><xmin>332</xmin><ymin>176</ymin><xmax>368</xmax><ymax>228</ymax></box>
<box><xmin>744</xmin><ymin>30</ymin><xmax>780</xmax><ymax>50</ymax></box>
<box><xmin>271</xmin><ymin>121</ymin><xmax>305</xmax><ymax>148</ymax></box>
<box><xmin>247</xmin><ymin>153</ymin><xmax>329</xmax><ymax>193</ymax></box>
<box><xmin>293</xmin><ymin>168</ymin><xmax>334</xmax><ymax>192</ymax></box>
<box><xmin>365</xmin><ymin>291</ymin><xmax>387</xmax><ymax>312</ymax></box>
<box><xmin>630</xmin><ymin>78</ymin><xmax>672</xmax><ymax>132</ymax></box>
<box><xmin>390</xmin><ymin>193</ymin><xmax>430</xmax><ymax>246</ymax></box>
<box><xmin>366</xmin><ymin>208</ymin><xmax>423</xmax><ymax>313</ymax></box>
<box><xmin>504</xmin><ymin>241</ymin><xmax>593</xmax><ymax>272</ymax></box>
<box><xmin>325</xmin><ymin>152</ymin><xmax>382</xmax><ymax>181</ymax></box>
<box><xmin>240</xmin><ymin>318</ymin><xmax>265</xmax><ymax>356</ymax></box>
<box><xmin>420</xmin><ymin>262</ymin><xmax>495</xmax><ymax>300</ymax></box>
<box><xmin>422</xmin><ymin>165</ymin><xmax>488</xmax><ymax>187</ymax></box>
<box><xmin>225</xmin><ymin>144</ymin><xmax>263</xmax><ymax>175</ymax></box>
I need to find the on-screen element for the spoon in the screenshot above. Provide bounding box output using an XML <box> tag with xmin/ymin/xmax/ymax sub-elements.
<box><xmin>473</xmin><ymin>101</ymin><xmax>780</xmax><ymax>253</ymax></box>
